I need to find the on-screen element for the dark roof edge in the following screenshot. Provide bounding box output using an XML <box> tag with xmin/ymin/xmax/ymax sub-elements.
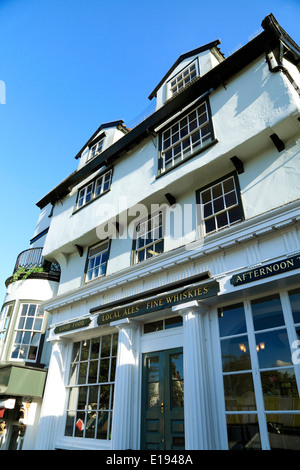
<box><xmin>262</xmin><ymin>13</ymin><xmax>300</xmax><ymax>63</ymax></box>
<box><xmin>148</xmin><ymin>40</ymin><xmax>222</xmax><ymax>100</ymax></box>
<box><xmin>36</xmin><ymin>14</ymin><xmax>299</xmax><ymax>210</ymax></box>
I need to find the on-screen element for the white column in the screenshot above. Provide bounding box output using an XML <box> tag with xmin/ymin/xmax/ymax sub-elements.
<box><xmin>34</xmin><ymin>339</ymin><xmax>70</xmax><ymax>450</ymax></box>
<box><xmin>172</xmin><ymin>300</ymin><xmax>209</xmax><ymax>450</ymax></box>
<box><xmin>110</xmin><ymin>319</ymin><xmax>138</xmax><ymax>450</ymax></box>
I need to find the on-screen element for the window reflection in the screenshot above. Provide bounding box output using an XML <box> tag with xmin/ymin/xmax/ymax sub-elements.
<box><xmin>223</xmin><ymin>373</ymin><xmax>256</xmax><ymax>411</ymax></box>
<box><xmin>218</xmin><ymin>303</ymin><xmax>246</xmax><ymax>337</ymax></box>
<box><xmin>261</xmin><ymin>368</ymin><xmax>300</xmax><ymax>410</ymax></box>
<box><xmin>171</xmin><ymin>353</ymin><xmax>184</xmax><ymax>408</ymax></box>
<box><xmin>221</xmin><ymin>335</ymin><xmax>251</xmax><ymax>372</ymax></box>
<box><xmin>267</xmin><ymin>414</ymin><xmax>300</xmax><ymax>450</ymax></box>
<box><xmin>289</xmin><ymin>288</ymin><xmax>300</xmax><ymax>324</ymax></box>
<box><xmin>251</xmin><ymin>294</ymin><xmax>284</xmax><ymax>331</ymax></box>
<box><xmin>255</xmin><ymin>329</ymin><xmax>292</xmax><ymax>369</ymax></box>
<box><xmin>65</xmin><ymin>333</ymin><xmax>117</xmax><ymax>440</ymax></box>
<box><xmin>220</xmin><ymin>294</ymin><xmax>300</xmax><ymax>451</ymax></box>
<box><xmin>147</xmin><ymin>356</ymin><xmax>160</xmax><ymax>408</ymax></box>
<box><xmin>226</xmin><ymin>414</ymin><xmax>261</xmax><ymax>450</ymax></box>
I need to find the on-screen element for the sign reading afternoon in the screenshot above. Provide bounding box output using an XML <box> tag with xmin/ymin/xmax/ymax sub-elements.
<box><xmin>231</xmin><ymin>254</ymin><xmax>300</xmax><ymax>286</ymax></box>
<box><xmin>97</xmin><ymin>280</ymin><xmax>219</xmax><ymax>325</ymax></box>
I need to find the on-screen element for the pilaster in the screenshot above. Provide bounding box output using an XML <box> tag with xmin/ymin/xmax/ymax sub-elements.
<box><xmin>172</xmin><ymin>301</ymin><xmax>210</xmax><ymax>450</ymax></box>
<box><xmin>34</xmin><ymin>339</ymin><xmax>70</xmax><ymax>450</ymax></box>
<box><xmin>110</xmin><ymin>319</ymin><xmax>139</xmax><ymax>450</ymax></box>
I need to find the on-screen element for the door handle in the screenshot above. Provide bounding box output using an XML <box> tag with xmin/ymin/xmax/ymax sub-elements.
<box><xmin>161</xmin><ymin>402</ymin><xmax>164</xmax><ymax>414</ymax></box>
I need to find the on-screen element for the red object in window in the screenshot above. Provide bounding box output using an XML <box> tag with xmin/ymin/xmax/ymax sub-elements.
<box><xmin>0</xmin><ymin>408</ymin><xmax>5</xmax><ymax>418</ymax></box>
<box><xmin>76</xmin><ymin>419</ymin><xmax>84</xmax><ymax>431</ymax></box>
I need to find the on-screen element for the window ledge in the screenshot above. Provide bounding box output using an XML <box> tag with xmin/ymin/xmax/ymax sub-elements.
<box><xmin>54</xmin><ymin>437</ymin><xmax>111</xmax><ymax>451</ymax></box>
<box><xmin>84</xmin><ymin>274</ymin><xmax>106</xmax><ymax>285</ymax></box>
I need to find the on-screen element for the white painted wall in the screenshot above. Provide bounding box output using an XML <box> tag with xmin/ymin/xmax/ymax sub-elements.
<box><xmin>239</xmin><ymin>138</ymin><xmax>300</xmax><ymax>219</ymax></box>
<box><xmin>40</xmin><ymin>55</ymin><xmax>300</xmax><ymax>298</ymax></box>
<box><xmin>44</xmin><ymin>201</ymin><xmax>300</xmax><ymax>350</ymax></box>
<box><xmin>5</xmin><ymin>277</ymin><xmax>58</xmax><ymax>304</ymax></box>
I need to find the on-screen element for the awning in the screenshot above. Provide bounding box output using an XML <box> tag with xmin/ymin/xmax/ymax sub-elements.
<box><xmin>0</xmin><ymin>364</ymin><xmax>47</xmax><ymax>398</ymax></box>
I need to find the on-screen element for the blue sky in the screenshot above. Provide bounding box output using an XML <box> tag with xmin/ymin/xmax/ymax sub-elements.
<box><xmin>0</xmin><ymin>0</ymin><xmax>300</xmax><ymax>303</ymax></box>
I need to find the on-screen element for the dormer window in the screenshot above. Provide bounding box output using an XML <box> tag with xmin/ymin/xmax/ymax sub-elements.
<box><xmin>169</xmin><ymin>60</ymin><xmax>198</xmax><ymax>96</ymax></box>
<box><xmin>88</xmin><ymin>138</ymin><xmax>104</xmax><ymax>161</ymax></box>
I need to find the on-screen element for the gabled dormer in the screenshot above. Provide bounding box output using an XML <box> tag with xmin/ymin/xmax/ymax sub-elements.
<box><xmin>75</xmin><ymin>120</ymin><xmax>129</xmax><ymax>170</ymax></box>
<box><xmin>149</xmin><ymin>40</ymin><xmax>224</xmax><ymax>110</ymax></box>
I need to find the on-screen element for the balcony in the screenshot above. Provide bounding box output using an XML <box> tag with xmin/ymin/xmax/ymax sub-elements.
<box><xmin>5</xmin><ymin>248</ymin><xmax>61</xmax><ymax>286</ymax></box>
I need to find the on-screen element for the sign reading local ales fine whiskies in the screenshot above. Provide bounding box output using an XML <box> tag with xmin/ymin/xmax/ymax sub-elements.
<box><xmin>231</xmin><ymin>253</ymin><xmax>300</xmax><ymax>286</ymax></box>
<box><xmin>97</xmin><ymin>279</ymin><xmax>219</xmax><ymax>326</ymax></box>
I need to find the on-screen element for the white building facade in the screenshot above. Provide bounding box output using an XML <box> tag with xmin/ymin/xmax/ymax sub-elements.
<box><xmin>2</xmin><ymin>14</ymin><xmax>300</xmax><ymax>451</ymax></box>
<box><xmin>0</xmin><ymin>204</ymin><xmax>60</xmax><ymax>450</ymax></box>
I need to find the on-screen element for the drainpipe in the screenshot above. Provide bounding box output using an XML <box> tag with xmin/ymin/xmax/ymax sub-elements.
<box><xmin>266</xmin><ymin>46</ymin><xmax>300</xmax><ymax>96</ymax></box>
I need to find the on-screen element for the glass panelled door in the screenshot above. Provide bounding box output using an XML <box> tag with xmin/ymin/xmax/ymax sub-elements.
<box><xmin>141</xmin><ymin>348</ymin><xmax>184</xmax><ymax>450</ymax></box>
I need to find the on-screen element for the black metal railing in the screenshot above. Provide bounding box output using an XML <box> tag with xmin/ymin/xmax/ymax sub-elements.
<box><xmin>13</xmin><ymin>248</ymin><xmax>61</xmax><ymax>275</ymax></box>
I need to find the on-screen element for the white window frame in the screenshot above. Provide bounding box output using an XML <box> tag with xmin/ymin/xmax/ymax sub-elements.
<box><xmin>214</xmin><ymin>288</ymin><xmax>300</xmax><ymax>450</ymax></box>
<box><xmin>168</xmin><ymin>59</ymin><xmax>198</xmax><ymax>97</ymax></box>
<box><xmin>197</xmin><ymin>174</ymin><xmax>243</xmax><ymax>236</ymax></box>
<box><xmin>77</xmin><ymin>182</ymin><xmax>94</xmax><ymax>209</ymax></box>
<box><xmin>160</xmin><ymin>100</ymin><xmax>213</xmax><ymax>173</ymax></box>
<box><xmin>87</xmin><ymin>138</ymin><xmax>104</xmax><ymax>161</ymax></box>
<box><xmin>65</xmin><ymin>333</ymin><xmax>118</xmax><ymax>441</ymax></box>
<box><xmin>0</xmin><ymin>303</ymin><xmax>13</xmax><ymax>344</ymax></box>
<box><xmin>94</xmin><ymin>171</ymin><xmax>112</xmax><ymax>198</ymax></box>
<box><xmin>85</xmin><ymin>240</ymin><xmax>110</xmax><ymax>283</ymax></box>
<box><xmin>75</xmin><ymin>169</ymin><xmax>112</xmax><ymax>211</ymax></box>
<box><xmin>10</xmin><ymin>303</ymin><xmax>44</xmax><ymax>363</ymax></box>
<box><xmin>133</xmin><ymin>212</ymin><xmax>164</xmax><ymax>264</ymax></box>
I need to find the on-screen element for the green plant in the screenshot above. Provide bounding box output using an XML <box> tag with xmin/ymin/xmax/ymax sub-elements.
<box><xmin>12</xmin><ymin>266</ymin><xmax>45</xmax><ymax>282</ymax></box>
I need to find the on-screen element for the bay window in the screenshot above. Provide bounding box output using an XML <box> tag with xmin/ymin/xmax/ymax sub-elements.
<box><xmin>160</xmin><ymin>99</ymin><xmax>214</xmax><ymax>173</ymax></box>
<box><xmin>11</xmin><ymin>303</ymin><xmax>44</xmax><ymax>362</ymax></box>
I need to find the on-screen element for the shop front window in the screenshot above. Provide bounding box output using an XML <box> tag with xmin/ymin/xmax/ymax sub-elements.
<box><xmin>218</xmin><ymin>291</ymin><xmax>300</xmax><ymax>450</ymax></box>
<box><xmin>218</xmin><ymin>303</ymin><xmax>261</xmax><ymax>450</ymax></box>
<box><xmin>65</xmin><ymin>333</ymin><xmax>118</xmax><ymax>440</ymax></box>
